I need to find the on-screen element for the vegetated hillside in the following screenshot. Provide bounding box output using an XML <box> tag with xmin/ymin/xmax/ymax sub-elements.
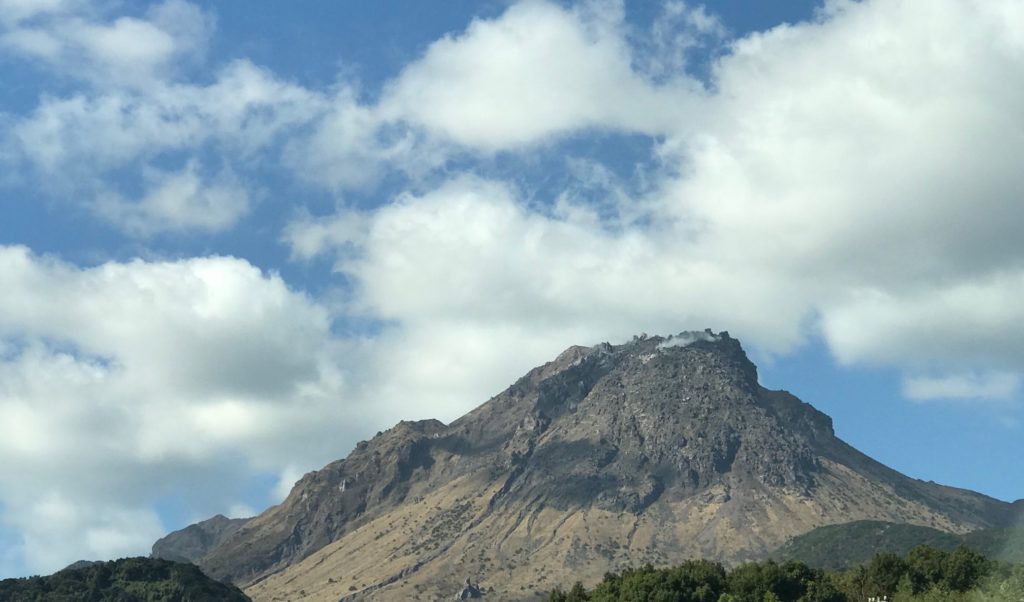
<box><xmin>963</xmin><ymin>525</ymin><xmax>1024</xmax><ymax>564</ymax></box>
<box><xmin>0</xmin><ymin>556</ymin><xmax>250</xmax><ymax>601</ymax></box>
<box><xmin>772</xmin><ymin>521</ymin><xmax>963</xmax><ymax>570</ymax></box>
<box><xmin>154</xmin><ymin>331</ymin><xmax>1020</xmax><ymax>601</ymax></box>
<box><xmin>774</xmin><ymin>521</ymin><xmax>1024</xmax><ymax>570</ymax></box>
<box><xmin>545</xmin><ymin>545</ymin><xmax>1021</xmax><ymax>602</ymax></box>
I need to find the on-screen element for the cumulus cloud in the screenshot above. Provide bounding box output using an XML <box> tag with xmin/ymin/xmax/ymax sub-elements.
<box><xmin>304</xmin><ymin>176</ymin><xmax>813</xmax><ymax>422</ymax></box>
<box><xmin>378</xmin><ymin>0</ymin><xmax>704</xmax><ymax>149</ymax></box>
<box><xmin>2</xmin><ymin>0</ymin><xmax>714</xmax><ymax>235</ymax></box>
<box><xmin>293</xmin><ymin>0</ymin><xmax>1024</xmax><ymax>407</ymax></box>
<box><xmin>0</xmin><ymin>246</ymin><xmax>369</xmax><ymax>573</ymax></box>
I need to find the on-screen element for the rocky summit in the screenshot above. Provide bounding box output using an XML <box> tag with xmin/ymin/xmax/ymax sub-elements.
<box><xmin>153</xmin><ymin>331</ymin><xmax>1019</xmax><ymax>601</ymax></box>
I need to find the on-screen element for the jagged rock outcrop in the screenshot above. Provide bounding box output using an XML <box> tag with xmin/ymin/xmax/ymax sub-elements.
<box><xmin>455</xmin><ymin>578</ymin><xmax>484</xmax><ymax>599</ymax></box>
<box><xmin>156</xmin><ymin>331</ymin><xmax>1020</xmax><ymax>601</ymax></box>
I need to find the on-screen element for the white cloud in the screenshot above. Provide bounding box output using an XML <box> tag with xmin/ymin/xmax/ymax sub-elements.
<box><xmin>0</xmin><ymin>0</ymin><xmax>213</xmax><ymax>85</ymax></box>
<box><xmin>821</xmin><ymin>273</ymin><xmax>1024</xmax><ymax>369</ymax></box>
<box><xmin>294</xmin><ymin>0</ymin><xmax>1024</xmax><ymax>412</ymax></box>
<box><xmin>5</xmin><ymin>495</ymin><xmax>165</xmax><ymax>573</ymax></box>
<box><xmin>0</xmin><ymin>246</ymin><xmax>337</xmax><ymax>409</ymax></box>
<box><xmin>903</xmin><ymin>372</ymin><xmax>1021</xmax><ymax>402</ymax></box>
<box><xmin>271</xmin><ymin>465</ymin><xmax>307</xmax><ymax>504</ymax></box>
<box><xmin>9</xmin><ymin>58</ymin><xmax>328</xmax><ymax>233</ymax></box>
<box><xmin>146</xmin><ymin>0</ymin><xmax>213</xmax><ymax>62</ymax></box>
<box><xmin>92</xmin><ymin>162</ymin><xmax>251</xmax><ymax>235</ymax></box>
<box><xmin>280</xmin><ymin>87</ymin><xmax>437</xmax><ymax>191</ymax></box>
<box><xmin>283</xmin><ymin>209</ymin><xmax>369</xmax><ymax>261</ymax></box>
<box><xmin>1</xmin><ymin>0</ymin><xmax>329</xmax><ymax>236</ymax></box>
<box><xmin>651</xmin><ymin>0</ymin><xmax>1024</xmax><ymax>379</ymax></box>
<box><xmin>1</xmin><ymin>26</ymin><xmax>61</xmax><ymax>57</ymax></box>
<box><xmin>3</xmin><ymin>0</ymin><xmax>711</xmax><ymax>237</ymax></box>
<box><xmin>312</xmin><ymin>176</ymin><xmax>811</xmax><ymax>421</ymax></box>
<box><xmin>226</xmin><ymin>503</ymin><xmax>256</xmax><ymax>520</ymax></box>
<box><xmin>0</xmin><ymin>0</ymin><xmax>77</xmax><ymax>26</ymax></box>
<box><xmin>71</xmin><ymin>16</ymin><xmax>177</xmax><ymax>75</ymax></box>
<box><xmin>0</xmin><ymin>246</ymin><xmax>373</xmax><ymax>573</ymax></box>
<box><xmin>13</xmin><ymin>60</ymin><xmax>327</xmax><ymax>174</ymax></box>
<box><xmin>379</xmin><ymin>0</ymin><xmax>703</xmax><ymax>149</ymax></box>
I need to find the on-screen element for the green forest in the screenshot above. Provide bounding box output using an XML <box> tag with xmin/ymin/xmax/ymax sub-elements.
<box><xmin>547</xmin><ymin>545</ymin><xmax>1024</xmax><ymax>602</ymax></box>
<box><xmin>0</xmin><ymin>557</ymin><xmax>250</xmax><ymax>601</ymax></box>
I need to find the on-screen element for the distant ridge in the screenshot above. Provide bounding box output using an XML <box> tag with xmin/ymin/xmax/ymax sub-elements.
<box><xmin>151</xmin><ymin>514</ymin><xmax>250</xmax><ymax>565</ymax></box>
<box><xmin>154</xmin><ymin>331</ymin><xmax>1021</xmax><ymax>601</ymax></box>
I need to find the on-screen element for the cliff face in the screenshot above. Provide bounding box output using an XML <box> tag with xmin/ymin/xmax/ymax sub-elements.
<box><xmin>155</xmin><ymin>331</ymin><xmax>1018</xmax><ymax>601</ymax></box>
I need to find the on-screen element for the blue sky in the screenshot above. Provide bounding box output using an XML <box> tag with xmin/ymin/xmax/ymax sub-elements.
<box><xmin>0</xmin><ymin>0</ymin><xmax>1022</xmax><ymax>577</ymax></box>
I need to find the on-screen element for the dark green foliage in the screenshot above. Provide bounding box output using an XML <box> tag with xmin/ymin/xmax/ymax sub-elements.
<box><xmin>0</xmin><ymin>557</ymin><xmax>250</xmax><ymax>601</ymax></box>
<box><xmin>774</xmin><ymin>522</ymin><xmax>1024</xmax><ymax>570</ymax></box>
<box><xmin>549</xmin><ymin>581</ymin><xmax>591</xmax><ymax>601</ymax></box>
<box><xmin>727</xmin><ymin>560</ymin><xmax>822</xmax><ymax>602</ymax></box>
<box><xmin>962</xmin><ymin>526</ymin><xmax>1024</xmax><ymax>564</ymax></box>
<box><xmin>865</xmin><ymin>553</ymin><xmax>909</xmax><ymax>597</ymax></box>
<box><xmin>941</xmin><ymin>546</ymin><xmax>991</xmax><ymax>592</ymax></box>
<box><xmin>546</xmin><ymin>546</ymin><xmax>1012</xmax><ymax>602</ymax></box>
<box><xmin>586</xmin><ymin>560</ymin><xmax>727</xmax><ymax>602</ymax></box>
<box><xmin>800</xmin><ymin>574</ymin><xmax>846</xmax><ymax>602</ymax></box>
<box><xmin>906</xmin><ymin>545</ymin><xmax>949</xmax><ymax>593</ymax></box>
<box><xmin>772</xmin><ymin>522</ymin><xmax>963</xmax><ymax>571</ymax></box>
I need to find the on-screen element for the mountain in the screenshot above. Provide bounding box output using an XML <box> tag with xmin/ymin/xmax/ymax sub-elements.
<box><xmin>151</xmin><ymin>514</ymin><xmax>250</xmax><ymax>564</ymax></box>
<box><xmin>0</xmin><ymin>557</ymin><xmax>250</xmax><ymax>601</ymax></box>
<box><xmin>773</xmin><ymin>521</ymin><xmax>1024</xmax><ymax>570</ymax></box>
<box><xmin>154</xmin><ymin>331</ymin><xmax>1020</xmax><ymax>601</ymax></box>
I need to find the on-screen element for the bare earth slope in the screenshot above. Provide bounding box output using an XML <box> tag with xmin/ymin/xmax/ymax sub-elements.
<box><xmin>155</xmin><ymin>332</ymin><xmax>1019</xmax><ymax>601</ymax></box>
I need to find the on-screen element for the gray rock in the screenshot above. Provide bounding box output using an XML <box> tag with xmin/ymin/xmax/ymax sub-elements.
<box><xmin>455</xmin><ymin>578</ymin><xmax>483</xmax><ymax>599</ymax></box>
<box><xmin>151</xmin><ymin>514</ymin><xmax>250</xmax><ymax>564</ymax></box>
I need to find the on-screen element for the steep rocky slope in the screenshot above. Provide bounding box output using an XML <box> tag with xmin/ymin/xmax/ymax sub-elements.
<box><xmin>155</xmin><ymin>331</ymin><xmax>1019</xmax><ymax>601</ymax></box>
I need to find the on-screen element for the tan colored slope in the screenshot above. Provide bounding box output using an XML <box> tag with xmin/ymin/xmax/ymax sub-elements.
<box><xmin>246</xmin><ymin>457</ymin><xmax>979</xmax><ymax>602</ymax></box>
